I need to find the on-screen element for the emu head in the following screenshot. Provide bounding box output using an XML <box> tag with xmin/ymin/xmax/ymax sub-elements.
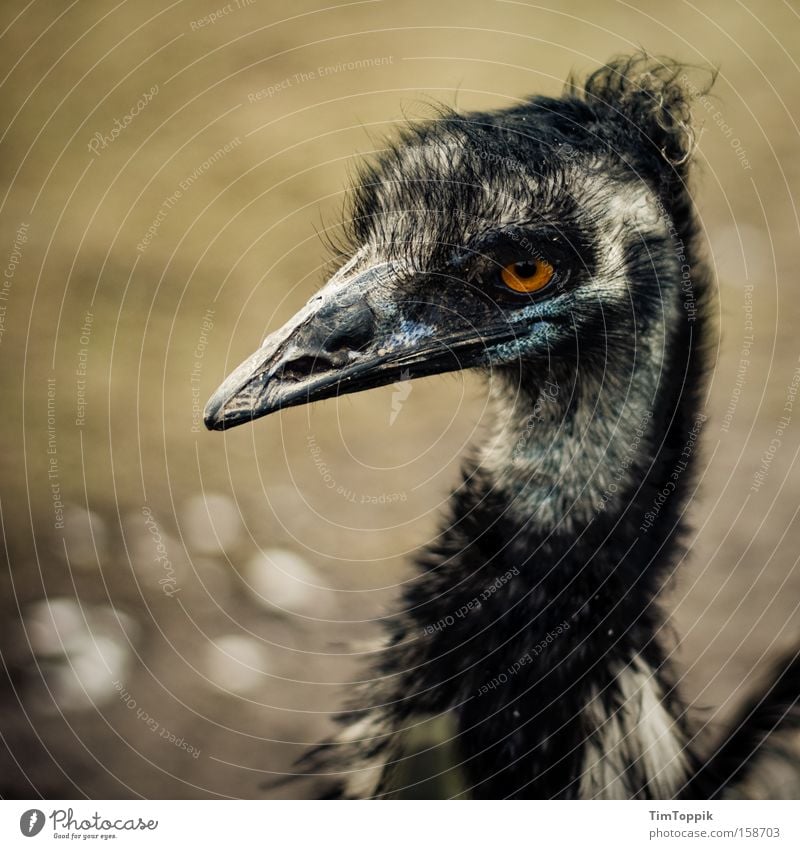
<box><xmin>205</xmin><ymin>57</ymin><xmax>706</xmax><ymax>431</ymax></box>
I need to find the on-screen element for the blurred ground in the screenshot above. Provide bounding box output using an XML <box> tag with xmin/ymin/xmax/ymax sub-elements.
<box><xmin>1</xmin><ymin>0</ymin><xmax>799</xmax><ymax>799</ymax></box>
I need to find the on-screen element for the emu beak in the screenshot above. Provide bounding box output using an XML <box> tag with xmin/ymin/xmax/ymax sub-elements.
<box><xmin>204</xmin><ymin>261</ymin><xmax>502</xmax><ymax>431</ymax></box>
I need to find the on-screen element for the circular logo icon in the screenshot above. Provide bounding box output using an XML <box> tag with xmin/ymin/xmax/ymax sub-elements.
<box><xmin>19</xmin><ymin>809</ymin><xmax>45</xmax><ymax>837</ymax></box>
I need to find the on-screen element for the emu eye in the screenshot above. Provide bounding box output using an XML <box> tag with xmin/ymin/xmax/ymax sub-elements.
<box><xmin>499</xmin><ymin>259</ymin><xmax>554</xmax><ymax>294</ymax></box>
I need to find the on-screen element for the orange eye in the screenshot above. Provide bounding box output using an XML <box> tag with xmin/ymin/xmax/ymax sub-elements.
<box><xmin>499</xmin><ymin>259</ymin><xmax>554</xmax><ymax>294</ymax></box>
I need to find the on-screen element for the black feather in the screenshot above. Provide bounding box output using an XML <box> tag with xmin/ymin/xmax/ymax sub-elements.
<box><xmin>274</xmin><ymin>52</ymin><xmax>798</xmax><ymax>800</ymax></box>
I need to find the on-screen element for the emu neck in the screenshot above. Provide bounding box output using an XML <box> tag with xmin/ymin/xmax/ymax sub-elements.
<box><xmin>382</xmin><ymin>343</ymin><xmax>701</xmax><ymax>799</ymax></box>
<box><xmin>480</xmin><ymin>363</ymin><xmax>659</xmax><ymax>530</ymax></box>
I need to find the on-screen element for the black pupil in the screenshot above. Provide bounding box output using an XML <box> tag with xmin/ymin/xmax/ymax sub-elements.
<box><xmin>514</xmin><ymin>261</ymin><xmax>538</xmax><ymax>278</ymax></box>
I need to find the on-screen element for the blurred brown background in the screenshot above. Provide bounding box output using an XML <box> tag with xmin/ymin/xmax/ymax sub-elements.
<box><xmin>0</xmin><ymin>0</ymin><xmax>799</xmax><ymax>798</ymax></box>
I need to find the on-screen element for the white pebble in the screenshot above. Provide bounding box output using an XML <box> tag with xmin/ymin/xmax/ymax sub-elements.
<box><xmin>181</xmin><ymin>493</ymin><xmax>243</xmax><ymax>555</ymax></box>
<box><xmin>86</xmin><ymin>605</ymin><xmax>140</xmax><ymax>646</ymax></box>
<box><xmin>24</xmin><ymin>599</ymin><xmax>137</xmax><ymax>711</ymax></box>
<box><xmin>25</xmin><ymin>598</ymin><xmax>87</xmax><ymax>657</ymax></box>
<box><xmin>51</xmin><ymin>634</ymin><xmax>130</xmax><ymax>709</ymax></box>
<box><xmin>205</xmin><ymin>635</ymin><xmax>267</xmax><ymax>694</ymax></box>
<box><xmin>244</xmin><ymin>548</ymin><xmax>332</xmax><ymax>616</ymax></box>
<box><xmin>62</xmin><ymin>506</ymin><xmax>107</xmax><ymax>569</ymax></box>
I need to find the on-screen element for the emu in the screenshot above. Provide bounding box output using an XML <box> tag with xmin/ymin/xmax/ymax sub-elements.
<box><xmin>205</xmin><ymin>56</ymin><xmax>800</xmax><ymax>799</ymax></box>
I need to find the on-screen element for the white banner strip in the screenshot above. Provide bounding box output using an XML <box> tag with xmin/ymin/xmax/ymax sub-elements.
<box><xmin>1</xmin><ymin>800</ymin><xmax>798</xmax><ymax>848</ymax></box>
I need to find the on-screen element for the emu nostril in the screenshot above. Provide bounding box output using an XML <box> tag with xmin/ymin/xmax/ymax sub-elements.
<box><xmin>277</xmin><ymin>300</ymin><xmax>376</xmax><ymax>382</ymax></box>
<box><xmin>278</xmin><ymin>354</ymin><xmax>335</xmax><ymax>382</ymax></box>
<box><xmin>321</xmin><ymin>303</ymin><xmax>376</xmax><ymax>354</ymax></box>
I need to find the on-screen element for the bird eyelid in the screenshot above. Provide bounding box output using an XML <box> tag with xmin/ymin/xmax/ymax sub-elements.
<box><xmin>468</xmin><ymin>224</ymin><xmax>580</xmax><ymax>267</ymax></box>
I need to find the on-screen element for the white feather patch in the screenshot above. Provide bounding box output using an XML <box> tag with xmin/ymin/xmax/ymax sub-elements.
<box><xmin>579</xmin><ymin>655</ymin><xmax>689</xmax><ymax>799</ymax></box>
